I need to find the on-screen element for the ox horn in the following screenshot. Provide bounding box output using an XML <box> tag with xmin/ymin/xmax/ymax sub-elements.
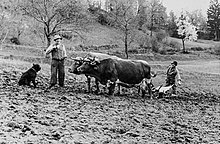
<box><xmin>94</xmin><ymin>57</ymin><xmax>100</xmax><ymax>64</ymax></box>
<box><xmin>90</xmin><ymin>57</ymin><xmax>100</xmax><ymax>65</ymax></box>
<box><xmin>90</xmin><ymin>60</ymin><xmax>97</xmax><ymax>65</ymax></box>
<box><xmin>82</xmin><ymin>57</ymin><xmax>91</xmax><ymax>62</ymax></box>
<box><xmin>86</xmin><ymin>56</ymin><xmax>94</xmax><ymax>61</ymax></box>
<box><xmin>86</xmin><ymin>56</ymin><xmax>97</xmax><ymax>62</ymax></box>
<box><xmin>70</xmin><ymin>57</ymin><xmax>82</xmax><ymax>61</ymax></box>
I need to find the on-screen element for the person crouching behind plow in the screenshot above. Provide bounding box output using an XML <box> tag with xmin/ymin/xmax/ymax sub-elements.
<box><xmin>165</xmin><ymin>61</ymin><xmax>181</xmax><ymax>95</ymax></box>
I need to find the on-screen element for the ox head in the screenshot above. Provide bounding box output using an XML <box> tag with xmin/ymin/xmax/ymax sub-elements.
<box><xmin>68</xmin><ymin>57</ymin><xmax>84</xmax><ymax>74</ymax></box>
<box><xmin>77</xmin><ymin>56</ymin><xmax>100</xmax><ymax>73</ymax></box>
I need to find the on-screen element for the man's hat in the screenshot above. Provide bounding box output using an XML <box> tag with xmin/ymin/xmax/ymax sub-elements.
<box><xmin>53</xmin><ymin>35</ymin><xmax>62</xmax><ymax>41</ymax></box>
<box><xmin>171</xmin><ymin>61</ymin><xmax>177</xmax><ymax>66</ymax></box>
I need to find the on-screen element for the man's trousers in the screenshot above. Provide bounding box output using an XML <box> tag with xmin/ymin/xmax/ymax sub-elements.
<box><xmin>50</xmin><ymin>59</ymin><xmax>65</xmax><ymax>87</ymax></box>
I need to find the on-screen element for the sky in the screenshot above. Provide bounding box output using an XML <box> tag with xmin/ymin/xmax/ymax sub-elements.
<box><xmin>162</xmin><ymin>0</ymin><xmax>210</xmax><ymax>16</ymax></box>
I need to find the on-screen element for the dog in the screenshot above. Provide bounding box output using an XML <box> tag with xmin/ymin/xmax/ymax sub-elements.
<box><xmin>18</xmin><ymin>64</ymin><xmax>41</xmax><ymax>88</ymax></box>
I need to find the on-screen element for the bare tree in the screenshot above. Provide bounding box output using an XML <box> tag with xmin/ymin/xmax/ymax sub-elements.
<box><xmin>19</xmin><ymin>0</ymin><xmax>89</xmax><ymax>47</ymax></box>
<box><xmin>137</xmin><ymin>0</ymin><xmax>166</xmax><ymax>36</ymax></box>
<box><xmin>147</xmin><ymin>0</ymin><xmax>167</xmax><ymax>36</ymax></box>
<box><xmin>109</xmin><ymin>0</ymin><xmax>138</xmax><ymax>58</ymax></box>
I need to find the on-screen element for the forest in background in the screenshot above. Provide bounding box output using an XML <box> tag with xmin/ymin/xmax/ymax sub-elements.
<box><xmin>0</xmin><ymin>0</ymin><xmax>220</xmax><ymax>58</ymax></box>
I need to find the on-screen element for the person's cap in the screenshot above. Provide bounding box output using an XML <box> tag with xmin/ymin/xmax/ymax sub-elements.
<box><xmin>54</xmin><ymin>35</ymin><xmax>62</xmax><ymax>41</ymax></box>
<box><xmin>171</xmin><ymin>61</ymin><xmax>177</xmax><ymax>66</ymax></box>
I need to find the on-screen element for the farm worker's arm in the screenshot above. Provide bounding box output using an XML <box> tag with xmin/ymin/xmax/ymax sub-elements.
<box><xmin>45</xmin><ymin>44</ymin><xmax>55</xmax><ymax>56</ymax></box>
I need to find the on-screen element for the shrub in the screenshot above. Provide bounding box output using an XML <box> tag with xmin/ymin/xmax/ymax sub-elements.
<box><xmin>206</xmin><ymin>45</ymin><xmax>220</xmax><ymax>55</ymax></box>
<box><xmin>164</xmin><ymin>39</ymin><xmax>181</xmax><ymax>51</ymax></box>
<box><xmin>212</xmin><ymin>47</ymin><xmax>220</xmax><ymax>55</ymax></box>
<box><xmin>128</xmin><ymin>49</ymin><xmax>138</xmax><ymax>54</ymax></box>
<box><xmin>214</xmin><ymin>49</ymin><xmax>220</xmax><ymax>55</ymax></box>
<box><xmin>136</xmin><ymin>33</ymin><xmax>160</xmax><ymax>53</ymax></box>
<box><xmin>159</xmin><ymin>49</ymin><xmax>167</xmax><ymax>55</ymax></box>
<box><xmin>136</xmin><ymin>34</ymin><xmax>149</xmax><ymax>48</ymax></box>
<box><xmin>97</xmin><ymin>14</ymin><xmax>109</xmax><ymax>25</ymax></box>
<box><xmin>181</xmin><ymin>50</ymin><xmax>191</xmax><ymax>54</ymax></box>
<box><xmin>155</xmin><ymin>30</ymin><xmax>168</xmax><ymax>42</ymax></box>
<box><xmin>151</xmin><ymin>38</ymin><xmax>159</xmax><ymax>52</ymax></box>
<box><xmin>190</xmin><ymin>47</ymin><xmax>204</xmax><ymax>51</ymax></box>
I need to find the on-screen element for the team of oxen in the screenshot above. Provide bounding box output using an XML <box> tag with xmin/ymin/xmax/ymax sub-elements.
<box><xmin>68</xmin><ymin>52</ymin><xmax>157</xmax><ymax>98</ymax></box>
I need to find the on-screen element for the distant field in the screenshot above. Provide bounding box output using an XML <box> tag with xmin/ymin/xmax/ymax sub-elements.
<box><xmin>151</xmin><ymin>60</ymin><xmax>220</xmax><ymax>75</ymax></box>
<box><xmin>169</xmin><ymin>37</ymin><xmax>220</xmax><ymax>49</ymax></box>
<box><xmin>179</xmin><ymin>60</ymin><xmax>220</xmax><ymax>75</ymax></box>
<box><xmin>1</xmin><ymin>53</ymin><xmax>219</xmax><ymax>96</ymax></box>
<box><xmin>0</xmin><ymin>38</ymin><xmax>219</xmax><ymax>96</ymax></box>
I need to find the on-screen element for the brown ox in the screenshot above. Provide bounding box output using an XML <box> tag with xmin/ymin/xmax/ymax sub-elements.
<box><xmin>68</xmin><ymin>56</ymin><xmax>99</xmax><ymax>93</ymax></box>
<box><xmin>68</xmin><ymin>52</ymin><xmax>119</xmax><ymax>93</ymax></box>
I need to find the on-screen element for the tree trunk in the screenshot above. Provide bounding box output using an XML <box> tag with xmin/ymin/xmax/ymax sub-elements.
<box><xmin>125</xmin><ymin>33</ymin><xmax>128</xmax><ymax>59</ymax></box>
<box><xmin>46</xmin><ymin>35</ymin><xmax>51</xmax><ymax>47</ymax></box>
<box><xmin>217</xmin><ymin>29</ymin><xmax>220</xmax><ymax>41</ymax></box>
<box><xmin>215</xmin><ymin>29</ymin><xmax>218</xmax><ymax>41</ymax></box>
<box><xmin>150</xmin><ymin>11</ymin><xmax>155</xmax><ymax>37</ymax></box>
<box><xmin>125</xmin><ymin>41</ymin><xmax>128</xmax><ymax>59</ymax></box>
<box><xmin>182</xmin><ymin>38</ymin><xmax>185</xmax><ymax>53</ymax></box>
<box><xmin>215</xmin><ymin>24</ymin><xmax>219</xmax><ymax>41</ymax></box>
<box><xmin>44</xmin><ymin>25</ymin><xmax>51</xmax><ymax>47</ymax></box>
<box><xmin>150</xmin><ymin>17</ymin><xmax>153</xmax><ymax>37</ymax></box>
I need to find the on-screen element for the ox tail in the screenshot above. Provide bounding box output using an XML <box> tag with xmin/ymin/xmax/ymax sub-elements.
<box><xmin>151</xmin><ymin>71</ymin><xmax>157</xmax><ymax>78</ymax></box>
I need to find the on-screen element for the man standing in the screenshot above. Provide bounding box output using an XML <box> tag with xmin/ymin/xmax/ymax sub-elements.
<box><xmin>165</xmin><ymin>61</ymin><xmax>181</xmax><ymax>95</ymax></box>
<box><xmin>45</xmin><ymin>35</ymin><xmax>67</xmax><ymax>89</ymax></box>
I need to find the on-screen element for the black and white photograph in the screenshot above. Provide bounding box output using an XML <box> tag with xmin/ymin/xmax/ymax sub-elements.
<box><xmin>0</xmin><ymin>0</ymin><xmax>219</xmax><ymax>143</ymax></box>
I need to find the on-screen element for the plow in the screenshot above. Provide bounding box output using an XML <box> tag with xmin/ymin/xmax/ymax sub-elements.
<box><xmin>149</xmin><ymin>84</ymin><xmax>219</xmax><ymax>102</ymax></box>
<box><xmin>149</xmin><ymin>83</ymin><xmax>195</xmax><ymax>99</ymax></box>
<box><xmin>151</xmin><ymin>84</ymin><xmax>175</xmax><ymax>98</ymax></box>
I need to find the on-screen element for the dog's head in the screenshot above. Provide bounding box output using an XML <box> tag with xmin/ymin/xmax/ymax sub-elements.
<box><xmin>32</xmin><ymin>64</ymin><xmax>41</xmax><ymax>72</ymax></box>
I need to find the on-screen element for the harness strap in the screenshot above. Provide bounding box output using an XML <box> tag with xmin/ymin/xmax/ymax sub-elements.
<box><xmin>31</xmin><ymin>67</ymin><xmax>37</xmax><ymax>72</ymax></box>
